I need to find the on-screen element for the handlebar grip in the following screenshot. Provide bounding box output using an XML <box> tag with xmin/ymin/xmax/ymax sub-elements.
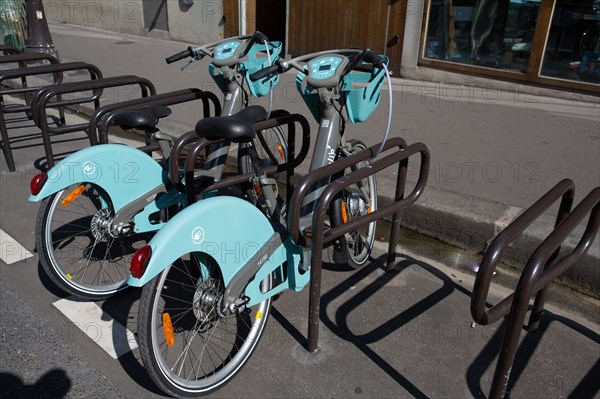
<box><xmin>362</xmin><ymin>49</ymin><xmax>386</xmax><ymax>68</ymax></box>
<box><xmin>166</xmin><ymin>48</ymin><xmax>192</xmax><ymax>64</ymax></box>
<box><xmin>250</xmin><ymin>64</ymin><xmax>279</xmax><ymax>81</ymax></box>
<box><xmin>252</xmin><ymin>30</ymin><xmax>269</xmax><ymax>44</ymax></box>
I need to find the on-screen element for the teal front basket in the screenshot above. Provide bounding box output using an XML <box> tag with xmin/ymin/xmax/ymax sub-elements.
<box><xmin>240</xmin><ymin>41</ymin><xmax>283</xmax><ymax>97</ymax></box>
<box><xmin>208</xmin><ymin>41</ymin><xmax>283</xmax><ymax>98</ymax></box>
<box><xmin>341</xmin><ymin>57</ymin><xmax>388</xmax><ymax>123</ymax></box>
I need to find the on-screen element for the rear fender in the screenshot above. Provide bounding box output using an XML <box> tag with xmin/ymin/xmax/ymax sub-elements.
<box><xmin>127</xmin><ymin>196</ymin><xmax>302</xmax><ymax>305</ymax></box>
<box><xmin>28</xmin><ymin>144</ymin><xmax>174</xmax><ymax>233</ymax></box>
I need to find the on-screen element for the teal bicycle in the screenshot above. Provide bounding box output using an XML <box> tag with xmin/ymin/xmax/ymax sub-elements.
<box><xmin>128</xmin><ymin>48</ymin><xmax>392</xmax><ymax>397</ymax></box>
<box><xmin>28</xmin><ymin>32</ymin><xmax>287</xmax><ymax>300</ymax></box>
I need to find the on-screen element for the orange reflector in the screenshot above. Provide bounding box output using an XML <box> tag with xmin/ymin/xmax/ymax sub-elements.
<box><xmin>61</xmin><ymin>185</ymin><xmax>86</xmax><ymax>206</ymax></box>
<box><xmin>162</xmin><ymin>313</ymin><xmax>175</xmax><ymax>348</ymax></box>
<box><xmin>368</xmin><ymin>207</ymin><xmax>371</xmax><ymax>214</ymax></box>
<box><xmin>277</xmin><ymin>143</ymin><xmax>285</xmax><ymax>161</ymax></box>
<box><xmin>341</xmin><ymin>202</ymin><xmax>349</xmax><ymax>224</ymax></box>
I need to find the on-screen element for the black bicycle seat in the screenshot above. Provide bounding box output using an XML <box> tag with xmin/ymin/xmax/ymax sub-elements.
<box><xmin>195</xmin><ymin>105</ymin><xmax>268</xmax><ymax>142</ymax></box>
<box><xmin>112</xmin><ymin>105</ymin><xmax>172</xmax><ymax>133</ymax></box>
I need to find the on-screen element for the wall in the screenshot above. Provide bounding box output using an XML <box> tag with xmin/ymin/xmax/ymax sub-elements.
<box><xmin>166</xmin><ymin>0</ymin><xmax>224</xmax><ymax>44</ymax></box>
<box><xmin>42</xmin><ymin>0</ymin><xmax>225</xmax><ymax>44</ymax></box>
<box><xmin>43</xmin><ymin>0</ymin><xmax>146</xmax><ymax>36</ymax></box>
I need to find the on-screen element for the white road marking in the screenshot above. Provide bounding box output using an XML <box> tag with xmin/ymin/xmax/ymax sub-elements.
<box><xmin>53</xmin><ymin>297</ymin><xmax>138</xmax><ymax>359</ymax></box>
<box><xmin>0</xmin><ymin>229</ymin><xmax>33</xmax><ymax>265</ymax></box>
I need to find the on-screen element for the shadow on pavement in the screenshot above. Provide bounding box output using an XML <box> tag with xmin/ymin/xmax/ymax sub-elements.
<box><xmin>0</xmin><ymin>369</ymin><xmax>71</xmax><ymax>399</ymax></box>
<box><xmin>466</xmin><ymin>311</ymin><xmax>600</xmax><ymax>398</ymax></box>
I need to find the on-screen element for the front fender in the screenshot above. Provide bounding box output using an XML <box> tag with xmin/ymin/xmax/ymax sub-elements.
<box><xmin>28</xmin><ymin>144</ymin><xmax>169</xmax><ymax>212</ymax></box>
<box><xmin>127</xmin><ymin>196</ymin><xmax>279</xmax><ymax>290</ymax></box>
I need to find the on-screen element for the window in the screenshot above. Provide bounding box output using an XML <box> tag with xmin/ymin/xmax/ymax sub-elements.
<box><xmin>424</xmin><ymin>0</ymin><xmax>541</xmax><ymax>72</ymax></box>
<box><xmin>421</xmin><ymin>0</ymin><xmax>600</xmax><ymax>92</ymax></box>
<box><xmin>541</xmin><ymin>0</ymin><xmax>600</xmax><ymax>83</ymax></box>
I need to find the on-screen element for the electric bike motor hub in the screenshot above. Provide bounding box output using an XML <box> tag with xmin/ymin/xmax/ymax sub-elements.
<box><xmin>90</xmin><ymin>208</ymin><xmax>115</xmax><ymax>242</ymax></box>
<box><xmin>193</xmin><ymin>277</ymin><xmax>224</xmax><ymax>322</ymax></box>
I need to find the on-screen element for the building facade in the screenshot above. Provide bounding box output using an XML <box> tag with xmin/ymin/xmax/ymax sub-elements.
<box><xmin>40</xmin><ymin>0</ymin><xmax>599</xmax><ymax>97</ymax></box>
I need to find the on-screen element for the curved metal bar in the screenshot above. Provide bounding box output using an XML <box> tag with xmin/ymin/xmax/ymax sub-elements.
<box><xmin>486</xmin><ymin>186</ymin><xmax>599</xmax><ymax>399</ymax></box>
<box><xmin>30</xmin><ymin>73</ymin><xmax>139</xmax><ymax>127</ymax></box>
<box><xmin>31</xmin><ymin>75</ymin><xmax>155</xmax><ymax>167</ymax></box>
<box><xmin>92</xmin><ymin>88</ymin><xmax>221</xmax><ymax>144</ymax></box>
<box><xmin>0</xmin><ymin>62</ymin><xmax>102</xmax><ymax>171</ymax></box>
<box><xmin>169</xmin><ymin>130</ymin><xmax>203</xmax><ymax>188</ymax></box>
<box><xmin>470</xmin><ymin>179</ymin><xmax>575</xmax><ymax>326</ymax></box>
<box><xmin>315</xmin><ymin>143</ymin><xmax>430</xmax><ymax>247</ymax></box>
<box><xmin>184</xmin><ymin>138</ymin><xmax>222</xmax><ymax>205</ymax></box>
<box><xmin>288</xmin><ymin>136</ymin><xmax>408</xmax><ymax>246</ymax></box>
<box><xmin>305</xmin><ymin>141</ymin><xmax>429</xmax><ymax>352</ymax></box>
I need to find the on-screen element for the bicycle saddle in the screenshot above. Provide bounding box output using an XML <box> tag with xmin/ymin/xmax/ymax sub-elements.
<box><xmin>195</xmin><ymin>105</ymin><xmax>268</xmax><ymax>142</ymax></box>
<box><xmin>112</xmin><ymin>105</ymin><xmax>172</xmax><ymax>133</ymax></box>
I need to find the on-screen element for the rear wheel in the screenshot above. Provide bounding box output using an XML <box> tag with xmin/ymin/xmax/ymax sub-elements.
<box><xmin>137</xmin><ymin>253</ymin><xmax>272</xmax><ymax>398</ymax></box>
<box><xmin>36</xmin><ymin>183</ymin><xmax>150</xmax><ymax>300</ymax></box>
<box><xmin>330</xmin><ymin>139</ymin><xmax>378</xmax><ymax>269</ymax></box>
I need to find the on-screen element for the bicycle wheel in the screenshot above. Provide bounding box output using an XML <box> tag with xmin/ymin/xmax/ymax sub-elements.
<box><xmin>330</xmin><ymin>139</ymin><xmax>378</xmax><ymax>269</ymax></box>
<box><xmin>239</xmin><ymin>126</ymin><xmax>287</xmax><ymax>174</ymax></box>
<box><xmin>138</xmin><ymin>253</ymin><xmax>271</xmax><ymax>398</ymax></box>
<box><xmin>36</xmin><ymin>183</ymin><xmax>151</xmax><ymax>300</ymax></box>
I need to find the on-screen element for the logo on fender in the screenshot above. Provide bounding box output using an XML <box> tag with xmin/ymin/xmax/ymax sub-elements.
<box><xmin>191</xmin><ymin>227</ymin><xmax>205</xmax><ymax>245</ymax></box>
<box><xmin>82</xmin><ymin>161</ymin><xmax>96</xmax><ymax>175</ymax></box>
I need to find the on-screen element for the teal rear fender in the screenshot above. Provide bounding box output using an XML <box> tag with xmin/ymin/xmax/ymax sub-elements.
<box><xmin>127</xmin><ymin>196</ymin><xmax>279</xmax><ymax>289</ymax></box>
<box><xmin>28</xmin><ymin>144</ymin><xmax>168</xmax><ymax>212</ymax></box>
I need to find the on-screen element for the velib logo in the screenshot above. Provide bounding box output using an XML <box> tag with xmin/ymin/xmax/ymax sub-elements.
<box><xmin>191</xmin><ymin>227</ymin><xmax>205</xmax><ymax>245</ymax></box>
<box><xmin>82</xmin><ymin>161</ymin><xmax>97</xmax><ymax>176</ymax></box>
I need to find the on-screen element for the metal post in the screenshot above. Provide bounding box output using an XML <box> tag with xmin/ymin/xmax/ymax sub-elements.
<box><xmin>25</xmin><ymin>0</ymin><xmax>59</xmax><ymax>59</ymax></box>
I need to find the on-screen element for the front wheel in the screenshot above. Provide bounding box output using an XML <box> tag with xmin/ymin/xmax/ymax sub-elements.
<box><xmin>330</xmin><ymin>139</ymin><xmax>378</xmax><ymax>269</ymax></box>
<box><xmin>239</xmin><ymin>126</ymin><xmax>288</xmax><ymax>175</ymax></box>
<box><xmin>137</xmin><ymin>253</ymin><xmax>271</xmax><ymax>398</ymax></box>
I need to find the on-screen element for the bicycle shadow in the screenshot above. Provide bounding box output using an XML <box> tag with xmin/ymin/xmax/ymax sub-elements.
<box><xmin>272</xmin><ymin>252</ymin><xmax>472</xmax><ymax>398</ymax></box>
<box><xmin>466</xmin><ymin>311</ymin><xmax>600</xmax><ymax>398</ymax></box>
<box><xmin>101</xmin><ymin>287</ymin><xmax>165</xmax><ymax>396</ymax></box>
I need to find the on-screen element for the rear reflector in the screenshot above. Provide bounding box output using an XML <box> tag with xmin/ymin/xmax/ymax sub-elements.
<box><xmin>30</xmin><ymin>173</ymin><xmax>48</xmax><ymax>196</ymax></box>
<box><xmin>130</xmin><ymin>245</ymin><xmax>152</xmax><ymax>278</ymax></box>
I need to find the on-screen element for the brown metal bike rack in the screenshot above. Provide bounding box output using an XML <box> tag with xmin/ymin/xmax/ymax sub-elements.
<box><xmin>181</xmin><ymin>110</ymin><xmax>311</xmax><ymax>205</ymax></box>
<box><xmin>471</xmin><ymin>178</ymin><xmax>600</xmax><ymax>399</ymax></box>
<box><xmin>288</xmin><ymin>137</ymin><xmax>430</xmax><ymax>352</ymax></box>
<box><xmin>91</xmin><ymin>88</ymin><xmax>221</xmax><ymax>145</ymax></box>
<box><xmin>29</xmin><ymin>75</ymin><xmax>156</xmax><ymax>168</ymax></box>
<box><xmin>0</xmin><ymin>61</ymin><xmax>102</xmax><ymax>171</ymax></box>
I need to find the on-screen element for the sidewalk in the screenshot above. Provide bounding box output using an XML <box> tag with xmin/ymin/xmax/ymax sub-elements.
<box><xmin>6</xmin><ymin>22</ymin><xmax>600</xmax><ymax>294</ymax></box>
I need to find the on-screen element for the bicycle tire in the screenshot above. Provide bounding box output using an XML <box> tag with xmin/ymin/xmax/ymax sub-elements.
<box><xmin>36</xmin><ymin>183</ymin><xmax>151</xmax><ymax>300</ymax></box>
<box><xmin>239</xmin><ymin>126</ymin><xmax>288</xmax><ymax>175</ymax></box>
<box><xmin>329</xmin><ymin>139</ymin><xmax>378</xmax><ymax>269</ymax></box>
<box><xmin>137</xmin><ymin>253</ymin><xmax>272</xmax><ymax>398</ymax></box>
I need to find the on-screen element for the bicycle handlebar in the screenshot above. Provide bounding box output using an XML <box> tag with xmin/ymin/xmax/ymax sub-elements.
<box><xmin>362</xmin><ymin>49</ymin><xmax>387</xmax><ymax>68</ymax></box>
<box><xmin>249</xmin><ymin>48</ymin><xmax>387</xmax><ymax>82</ymax></box>
<box><xmin>165</xmin><ymin>31</ymin><xmax>270</xmax><ymax>65</ymax></box>
<box><xmin>165</xmin><ymin>48</ymin><xmax>194</xmax><ymax>64</ymax></box>
<box><xmin>249</xmin><ymin>64</ymin><xmax>280</xmax><ymax>81</ymax></box>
